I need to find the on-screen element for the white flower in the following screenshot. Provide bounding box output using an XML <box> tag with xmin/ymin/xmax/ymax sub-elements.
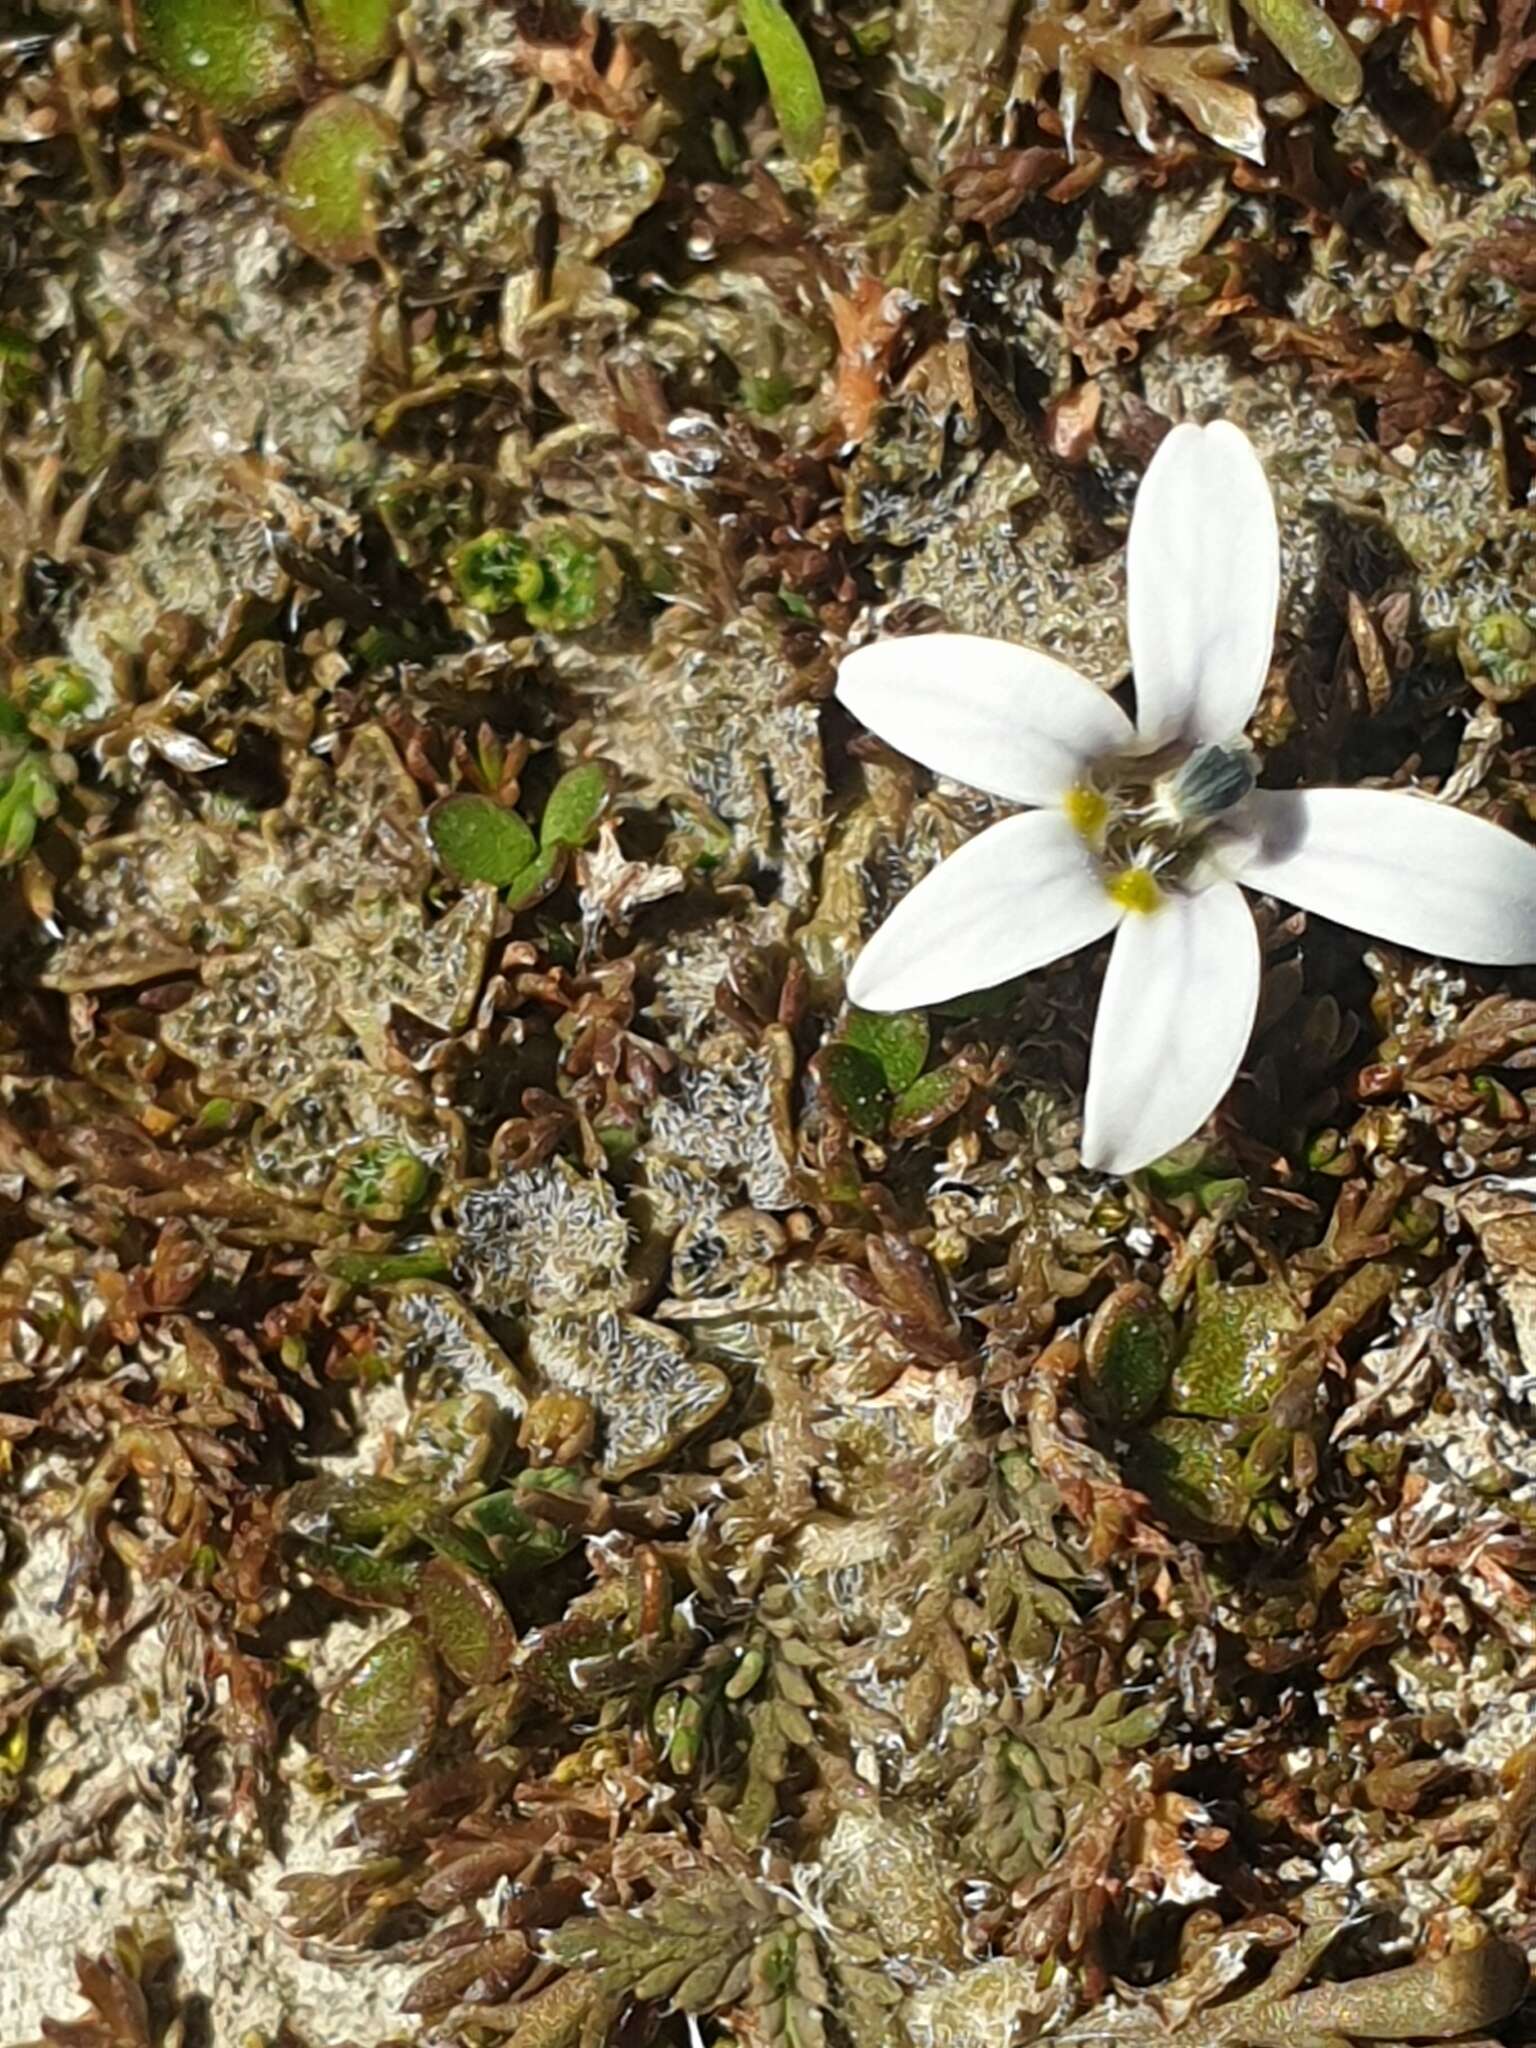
<box><xmin>837</xmin><ymin>421</ymin><xmax>1536</xmax><ymax>1176</ymax></box>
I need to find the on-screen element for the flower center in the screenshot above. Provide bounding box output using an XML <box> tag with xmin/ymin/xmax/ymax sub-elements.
<box><xmin>1068</xmin><ymin>738</ymin><xmax>1256</xmax><ymax>905</ymax></box>
<box><xmin>1106</xmin><ymin>866</ymin><xmax>1162</xmax><ymax>915</ymax></box>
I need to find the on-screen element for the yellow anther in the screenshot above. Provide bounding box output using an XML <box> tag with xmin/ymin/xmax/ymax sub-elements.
<box><xmin>1107</xmin><ymin>866</ymin><xmax>1163</xmax><ymax>915</ymax></box>
<box><xmin>1063</xmin><ymin>784</ymin><xmax>1109</xmax><ymax>845</ymax></box>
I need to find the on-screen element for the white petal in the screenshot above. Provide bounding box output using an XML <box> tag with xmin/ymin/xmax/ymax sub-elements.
<box><xmin>837</xmin><ymin>633</ymin><xmax>1134</xmax><ymax>808</ymax></box>
<box><xmin>848</xmin><ymin>810</ymin><xmax>1122</xmax><ymax>1011</ymax></box>
<box><xmin>1126</xmin><ymin>421</ymin><xmax>1280</xmax><ymax>750</ymax></box>
<box><xmin>1083</xmin><ymin>882</ymin><xmax>1260</xmax><ymax>1175</ymax></box>
<box><xmin>1241</xmin><ymin>786</ymin><xmax>1536</xmax><ymax>965</ymax></box>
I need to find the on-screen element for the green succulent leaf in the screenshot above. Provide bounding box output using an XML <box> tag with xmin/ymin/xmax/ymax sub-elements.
<box><xmin>14</xmin><ymin>660</ymin><xmax>94</xmax><ymax>731</ymax></box>
<box><xmin>1138</xmin><ymin>1140</ymin><xmax>1247</xmax><ymax>1220</ymax></box>
<box><xmin>844</xmin><ymin>1007</ymin><xmax>929</xmax><ymax>1094</ymax></box>
<box><xmin>739</xmin><ymin>0</ymin><xmax>826</xmax><ymax>161</ymax></box>
<box><xmin>284</xmin><ymin>1474</ymin><xmax>429</xmax><ymax>1547</ymax></box>
<box><xmin>521</xmin><ymin>530</ymin><xmax>621</xmax><ymax>633</ymax></box>
<box><xmin>505</xmin><ymin>845</ymin><xmax>564</xmax><ymax>909</ymax></box>
<box><xmin>300</xmin><ymin>1541</ymin><xmax>421</xmax><ymax>1608</ymax></box>
<box><xmin>417</xmin><ymin>1557</ymin><xmax>516</xmax><ymax>1684</ymax></box>
<box><xmin>1129</xmin><ymin>1417</ymin><xmax>1253</xmax><ymax>1540</ymax></box>
<box><xmin>316</xmin><ymin>1624</ymin><xmax>440</xmax><ymax>1786</ymax></box>
<box><xmin>1170</xmin><ymin>1278</ymin><xmax>1305</xmax><ymax>1419</ymax></box>
<box><xmin>1237</xmin><ymin>0</ymin><xmax>1363</xmax><ymax>107</ymax></box>
<box><xmin>540</xmin><ymin>762</ymin><xmax>610</xmax><ymax>852</ymax></box>
<box><xmin>1082</xmin><ymin>1285</ymin><xmax>1177</xmax><ymax>1427</ymax></box>
<box><xmin>131</xmin><ymin>0</ymin><xmax>309</xmax><ymax>118</ymax></box>
<box><xmin>889</xmin><ymin>1062</ymin><xmax>970</xmax><ymax>1140</ymax></box>
<box><xmin>318</xmin><ymin>1242</ymin><xmax>454</xmax><ymax>1287</ymax></box>
<box><xmin>304</xmin><ymin>0</ymin><xmax>399</xmax><ymax>81</ymax></box>
<box><xmin>819</xmin><ymin>1043</ymin><xmax>888</xmax><ymax>1138</ymax></box>
<box><xmin>0</xmin><ymin>751</ymin><xmax>57</xmax><ymax>864</ymax></box>
<box><xmin>429</xmin><ymin>794</ymin><xmax>538</xmax><ymax>886</ymax></box>
<box><xmin>329</xmin><ymin>1138</ymin><xmax>432</xmax><ymax>1220</ymax></box>
<box><xmin>279</xmin><ymin>95</ymin><xmax>396</xmax><ymax>265</ymax></box>
<box><xmin>458</xmin><ymin>1468</ymin><xmax>584</xmax><ymax>1573</ymax></box>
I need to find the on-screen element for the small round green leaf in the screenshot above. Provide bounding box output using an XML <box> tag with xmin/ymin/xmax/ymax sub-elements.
<box><xmin>539</xmin><ymin>762</ymin><xmax>610</xmax><ymax>852</ymax></box>
<box><xmin>1169</xmin><ymin>1280</ymin><xmax>1304</xmax><ymax>1420</ymax></box>
<box><xmin>889</xmin><ymin>1063</ymin><xmax>970</xmax><ymax>1140</ymax></box>
<box><xmin>417</xmin><ymin>1557</ymin><xmax>516</xmax><ymax>1685</ymax></box>
<box><xmin>504</xmin><ymin>844</ymin><xmax>564</xmax><ymax>909</ymax></box>
<box><xmin>130</xmin><ymin>0</ymin><xmax>308</xmax><ymax>119</ymax></box>
<box><xmin>316</xmin><ymin>1624</ymin><xmax>439</xmax><ymax>1786</ymax></box>
<box><xmin>819</xmin><ymin>1043</ymin><xmax>887</xmax><ymax>1139</ymax></box>
<box><xmin>305</xmin><ymin>0</ymin><xmax>399</xmax><ymax>81</ymax></box>
<box><xmin>1082</xmin><ymin>1284</ymin><xmax>1176</xmax><ymax>1427</ymax></box>
<box><xmin>279</xmin><ymin>95</ymin><xmax>396</xmax><ymax>266</ymax></box>
<box><xmin>1129</xmin><ymin>1419</ymin><xmax>1251</xmax><ymax>1541</ymax></box>
<box><xmin>520</xmin><ymin>530</ymin><xmax>621</xmax><ymax>633</ymax></box>
<box><xmin>428</xmin><ymin>794</ymin><xmax>537</xmax><ymax>886</ymax></box>
<box><xmin>844</xmin><ymin>1008</ymin><xmax>929</xmax><ymax>1095</ymax></box>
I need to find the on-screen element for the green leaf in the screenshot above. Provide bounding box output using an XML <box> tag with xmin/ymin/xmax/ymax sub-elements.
<box><xmin>889</xmin><ymin>1062</ymin><xmax>970</xmax><ymax>1140</ymax></box>
<box><xmin>1169</xmin><ymin>1280</ymin><xmax>1304</xmax><ymax>1421</ymax></box>
<box><xmin>284</xmin><ymin>1474</ymin><xmax>429</xmax><ymax>1546</ymax></box>
<box><xmin>429</xmin><ymin>793</ymin><xmax>537</xmax><ymax>886</ymax></box>
<box><xmin>417</xmin><ymin>1557</ymin><xmax>516</xmax><ymax>1685</ymax></box>
<box><xmin>130</xmin><ymin>0</ymin><xmax>308</xmax><ymax>119</ymax></box>
<box><xmin>316</xmin><ymin>1624</ymin><xmax>440</xmax><ymax>1786</ymax></box>
<box><xmin>305</xmin><ymin>0</ymin><xmax>399</xmax><ymax>81</ymax></box>
<box><xmin>818</xmin><ymin>1043</ymin><xmax>887</xmax><ymax>1139</ymax></box>
<box><xmin>0</xmin><ymin>329</ymin><xmax>40</xmax><ymax>406</ymax></box>
<box><xmin>418</xmin><ymin>1512</ymin><xmax>498</xmax><ymax>1575</ymax></box>
<box><xmin>1237</xmin><ymin>0</ymin><xmax>1362</xmax><ymax>107</ymax></box>
<box><xmin>505</xmin><ymin>845</ymin><xmax>564</xmax><ymax>909</ymax></box>
<box><xmin>15</xmin><ymin>660</ymin><xmax>94</xmax><ymax>729</ymax></box>
<box><xmin>318</xmin><ymin>1241</ymin><xmax>453</xmax><ymax>1287</ymax></box>
<box><xmin>540</xmin><ymin>761</ymin><xmax>610</xmax><ymax>852</ymax></box>
<box><xmin>739</xmin><ymin>0</ymin><xmax>826</xmax><ymax>160</ymax></box>
<box><xmin>1081</xmin><ymin>1284</ymin><xmax>1176</xmax><ymax>1427</ymax></box>
<box><xmin>279</xmin><ymin>94</ymin><xmax>396</xmax><ymax>266</ymax></box>
<box><xmin>459</xmin><ymin>1468</ymin><xmax>584</xmax><ymax>1573</ymax></box>
<box><xmin>0</xmin><ymin>753</ymin><xmax>55</xmax><ymax>864</ymax></box>
<box><xmin>300</xmin><ymin>1541</ymin><xmax>421</xmax><ymax>1608</ymax></box>
<box><xmin>844</xmin><ymin>1009</ymin><xmax>928</xmax><ymax>1094</ymax></box>
<box><xmin>1138</xmin><ymin>1140</ymin><xmax>1247</xmax><ymax>1220</ymax></box>
<box><xmin>1128</xmin><ymin>1418</ymin><xmax>1252</xmax><ymax>1541</ymax></box>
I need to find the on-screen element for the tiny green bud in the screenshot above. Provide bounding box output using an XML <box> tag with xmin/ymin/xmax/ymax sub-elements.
<box><xmin>450</xmin><ymin>530</ymin><xmax>544</xmax><ymax>615</ymax></box>
<box><xmin>332</xmin><ymin>1140</ymin><xmax>432</xmax><ymax>1220</ymax></box>
<box><xmin>15</xmin><ymin>660</ymin><xmax>94</xmax><ymax>729</ymax></box>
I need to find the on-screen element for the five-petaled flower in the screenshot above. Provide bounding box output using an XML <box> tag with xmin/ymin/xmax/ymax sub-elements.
<box><xmin>837</xmin><ymin>421</ymin><xmax>1536</xmax><ymax>1176</ymax></box>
